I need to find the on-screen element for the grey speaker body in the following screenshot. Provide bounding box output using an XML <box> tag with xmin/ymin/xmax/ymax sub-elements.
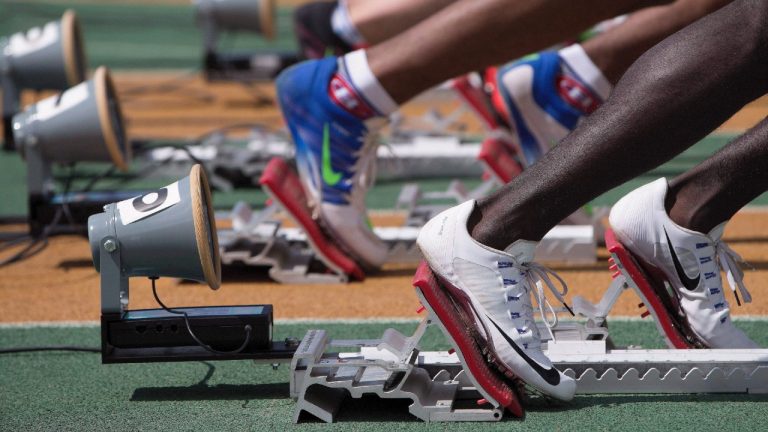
<box><xmin>15</xmin><ymin>80</ymin><xmax>103</xmax><ymax>164</ymax></box>
<box><xmin>1</xmin><ymin>20</ymin><xmax>73</xmax><ymax>90</ymax></box>
<box><xmin>89</xmin><ymin>165</ymin><xmax>221</xmax><ymax>314</ymax></box>
<box><xmin>1</xmin><ymin>10</ymin><xmax>86</xmax><ymax>149</ymax></box>
<box><xmin>195</xmin><ymin>0</ymin><xmax>274</xmax><ymax>49</ymax></box>
<box><xmin>13</xmin><ymin>66</ymin><xmax>128</xmax><ymax>195</ymax></box>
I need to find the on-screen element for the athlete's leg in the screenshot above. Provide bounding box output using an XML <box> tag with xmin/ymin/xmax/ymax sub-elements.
<box><xmin>367</xmin><ymin>0</ymin><xmax>671</xmax><ymax>104</ymax></box>
<box><xmin>666</xmin><ymin>118</ymin><xmax>768</xmax><ymax>234</ymax></box>
<box><xmin>491</xmin><ymin>0</ymin><xmax>734</xmax><ymax>165</ymax></box>
<box><xmin>470</xmin><ymin>0</ymin><xmax>768</xmax><ymax>248</ymax></box>
<box><xmin>279</xmin><ymin>0</ymin><xmax>671</xmax><ymax>269</ymax></box>
<box><xmin>584</xmin><ymin>0</ymin><xmax>733</xmax><ymax>84</ymax></box>
<box><xmin>606</xmin><ymin>119</ymin><xmax>768</xmax><ymax>348</ymax></box>
<box><xmin>418</xmin><ymin>0</ymin><xmax>767</xmax><ymax>361</ymax></box>
<box><xmin>294</xmin><ymin>0</ymin><xmax>456</xmax><ymax>59</ymax></box>
<box><xmin>348</xmin><ymin>0</ymin><xmax>457</xmax><ymax>45</ymax></box>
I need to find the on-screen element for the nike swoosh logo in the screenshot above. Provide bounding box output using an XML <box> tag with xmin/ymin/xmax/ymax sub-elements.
<box><xmin>487</xmin><ymin>316</ymin><xmax>560</xmax><ymax>386</ymax></box>
<box><xmin>664</xmin><ymin>228</ymin><xmax>700</xmax><ymax>291</ymax></box>
<box><xmin>321</xmin><ymin>123</ymin><xmax>342</xmax><ymax>186</ymax></box>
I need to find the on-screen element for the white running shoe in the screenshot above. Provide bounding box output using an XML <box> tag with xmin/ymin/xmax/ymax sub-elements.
<box><xmin>417</xmin><ymin>200</ymin><xmax>577</xmax><ymax>401</ymax></box>
<box><xmin>609</xmin><ymin>178</ymin><xmax>757</xmax><ymax>348</ymax></box>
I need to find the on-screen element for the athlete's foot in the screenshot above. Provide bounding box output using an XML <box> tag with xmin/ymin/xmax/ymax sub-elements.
<box><xmin>417</xmin><ymin>200</ymin><xmax>577</xmax><ymax>401</ymax></box>
<box><xmin>276</xmin><ymin>57</ymin><xmax>388</xmax><ymax>269</ymax></box>
<box><xmin>609</xmin><ymin>178</ymin><xmax>757</xmax><ymax>348</ymax></box>
<box><xmin>489</xmin><ymin>46</ymin><xmax>609</xmax><ymax>166</ymax></box>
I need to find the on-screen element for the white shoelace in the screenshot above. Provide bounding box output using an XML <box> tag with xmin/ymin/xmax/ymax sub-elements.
<box><xmin>715</xmin><ymin>241</ymin><xmax>752</xmax><ymax>306</ymax></box>
<box><xmin>501</xmin><ymin>259</ymin><xmax>571</xmax><ymax>343</ymax></box>
<box><xmin>347</xmin><ymin>119</ymin><xmax>386</xmax><ymax>214</ymax></box>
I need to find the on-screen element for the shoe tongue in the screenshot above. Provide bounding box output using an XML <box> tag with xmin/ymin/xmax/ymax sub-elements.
<box><xmin>503</xmin><ymin>239</ymin><xmax>537</xmax><ymax>263</ymax></box>
<box><xmin>708</xmin><ymin>222</ymin><xmax>727</xmax><ymax>242</ymax></box>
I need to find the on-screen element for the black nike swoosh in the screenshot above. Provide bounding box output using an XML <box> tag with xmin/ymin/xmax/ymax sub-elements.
<box><xmin>487</xmin><ymin>316</ymin><xmax>560</xmax><ymax>386</ymax></box>
<box><xmin>664</xmin><ymin>228</ymin><xmax>700</xmax><ymax>291</ymax></box>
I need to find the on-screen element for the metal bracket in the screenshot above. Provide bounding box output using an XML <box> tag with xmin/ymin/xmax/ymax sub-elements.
<box><xmin>290</xmin><ymin>320</ymin><xmax>505</xmax><ymax>423</ymax></box>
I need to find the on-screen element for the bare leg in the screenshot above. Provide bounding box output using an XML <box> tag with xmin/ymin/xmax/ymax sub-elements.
<box><xmin>366</xmin><ymin>0</ymin><xmax>671</xmax><ymax>103</ymax></box>
<box><xmin>469</xmin><ymin>0</ymin><xmax>768</xmax><ymax>248</ymax></box>
<box><xmin>348</xmin><ymin>0</ymin><xmax>457</xmax><ymax>44</ymax></box>
<box><xmin>667</xmin><ymin>117</ymin><xmax>768</xmax><ymax>233</ymax></box>
<box><xmin>583</xmin><ymin>0</ymin><xmax>733</xmax><ymax>83</ymax></box>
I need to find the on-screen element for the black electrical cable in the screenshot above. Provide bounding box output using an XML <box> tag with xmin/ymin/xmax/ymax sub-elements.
<box><xmin>59</xmin><ymin>164</ymin><xmax>77</xmax><ymax>226</ymax></box>
<box><xmin>110</xmin><ymin>122</ymin><xmax>277</xmax><ymax>189</ymax></box>
<box><xmin>150</xmin><ymin>277</ymin><xmax>252</xmax><ymax>355</ymax></box>
<box><xmin>0</xmin><ymin>162</ymin><xmax>77</xmax><ymax>267</ymax></box>
<box><xmin>0</xmin><ymin>346</ymin><xmax>99</xmax><ymax>354</ymax></box>
<box><xmin>81</xmin><ymin>165</ymin><xmax>118</xmax><ymax>193</ymax></box>
<box><xmin>0</xmin><ymin>207</ymin><xmax>61</xmax><ymax>268</ymax></box>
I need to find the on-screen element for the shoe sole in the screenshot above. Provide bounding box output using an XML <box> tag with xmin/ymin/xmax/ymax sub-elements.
<box><xmin>413</xmin><ymin>261</ymin><xmax>525</xmax><ymax>418</ymax></box>
<box><xmin>276</xmin><ymin>76</ymin><xmax>381</xmax><ymax>273</ymax></box>
<box><xmin>605</xmin><ymin>229</ymin><xmax>705</xmax><ymax>348</ymax></box>
<box><xmin>259</xmin><ymin>157</ymin><xmax>366</xmax><ymax>281</ymax></box>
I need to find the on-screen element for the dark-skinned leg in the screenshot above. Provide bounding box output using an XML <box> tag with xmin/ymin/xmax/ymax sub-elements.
<box><xmin>667</xmin><ymin>116</ymin><xmax>768</xmax><ymax>233</ymax></box>
<box><xmin>471</xmin><ymin>0</ymin><xmax>768</xmax><ymax>249</ymax></box>
<box><xmin>490</xmin><ymin>0</ymin><xmax>734</xmax><ymax>167</ymax></box>
<box><xmin>368</xmin><ymin>0</ymin><xmax>670</xmax><ymax>104</ymax></box>
<box><xmin>349</xmin><ymin>0</ymin><xmax>457</xmax><ymax>45</ymax></box>
<box><xmin>278</xmin><ymin>0</ymin><xmax>672</xmax><ymax>269</ymax></box>
<box><xmin>584</xmin><ymin>0</ymin><xmax>733</xmax><ymax>84</ymax></box>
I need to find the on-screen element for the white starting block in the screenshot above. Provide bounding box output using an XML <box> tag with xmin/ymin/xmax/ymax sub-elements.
<box><xmin>289</xmin><ymin>260</ymin><xmax>768</xmax><ymax>423</ymax></box>
<box><xmin>218</xmin><ymin>156</ymin><xmax>600</xmax><ymax>284</ymax></box>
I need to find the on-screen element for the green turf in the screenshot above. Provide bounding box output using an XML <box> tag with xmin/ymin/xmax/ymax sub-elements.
<box><xmin>0</xmin><ymin>1</ymin><xmax>298</xmax><ymax>70</ymax></box>
<box><xmin>1</xmin><ymin>321</ymin><xmax>767</xmax><ymax>431</ymax></box>
<box><xmin>3</xmin><ymin>134</ymin><xmax>768</xmax><ymax>218</ymax></box>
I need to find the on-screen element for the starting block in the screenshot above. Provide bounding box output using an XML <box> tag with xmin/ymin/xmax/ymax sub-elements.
<box><xmin>290</xmin><ymin>257</ymin><xmax>768</xmax><ymax>422</ymax></box>
<box><xmin>290</xmin><ymin>263</ymin><xmax>522</xmax><ymax>423</ymax></box>
<box><xmin>219</xmin><ymin>156</ymin><xmax>599</xmax><ymax>283</ymax></box>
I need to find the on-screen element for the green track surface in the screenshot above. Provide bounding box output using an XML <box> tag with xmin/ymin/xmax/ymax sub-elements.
<box><xmin>0</xmin><ymin>1</ymin><xmax>298</xmax><ymax>70</ymax></box>
<box><xmin>3</xmin><ymin>134</ymin><xmax>768</xmax><ymax>218</ymax></box>
<box><xmin>1</xmin><ymin>320</ymin><xmax>767</xmax><ymax>431</ymax></box>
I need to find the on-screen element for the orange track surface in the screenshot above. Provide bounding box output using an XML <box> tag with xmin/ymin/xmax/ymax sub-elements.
<box><xmin>1</xmin><ymin>73</ymin><xmax>767</xmax><ymax>323</ymax></box>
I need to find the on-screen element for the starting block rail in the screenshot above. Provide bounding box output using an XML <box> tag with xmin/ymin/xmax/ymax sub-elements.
<box><xmin>289</xmin><ymin>259</ymin><xmax>768</xmax><ymax>422</ymax></box>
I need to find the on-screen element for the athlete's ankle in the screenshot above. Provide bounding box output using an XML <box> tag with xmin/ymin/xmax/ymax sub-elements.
<box><xmin>665</xmin><ymin>179</ymin><xmax>727</xmax><ymax>234</ymax></box>
<box><xmin>330</xmin><ymin>50</ymin><xmax>397</xmax><ymax>119</ymax></box>
<box><xmin>468</xmin><ymin>201</ymin><xmax>539</xmax><ymax>251</ymax></box>
<box><xmin>331</xmin><ymin>0</ymin><xmax>367</xmax><ymax>49</ymax></box>
<box><xmin>556</xmin><ymin>44</ymin><xmax>612</xmax><ymax>114</ymax></box>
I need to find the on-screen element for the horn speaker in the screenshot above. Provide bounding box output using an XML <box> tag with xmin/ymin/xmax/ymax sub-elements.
<box><xmin>1</xmin><ymin>10</ymin><xmax>88</xmax><ymax>149</ymax></box>
<box><xmin>89</xmin><ymin>164</ymin><xmax>221</xmax><ymax>314</ymax></box>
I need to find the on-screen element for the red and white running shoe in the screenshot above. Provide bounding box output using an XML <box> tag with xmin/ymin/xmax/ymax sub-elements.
<box><xmin>417</xmin><ymin>200</ymin><xmax>577</xmax><ymax>402</ymax></box>
<box><xmin>609</xmin><ymin>178</ymin><xmax>757</xmax><ymax>348</ymax></box>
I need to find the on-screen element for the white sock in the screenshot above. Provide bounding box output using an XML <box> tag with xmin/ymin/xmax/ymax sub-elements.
<box><xmin>558</xmin><ymin>44</ymin><xmax>612</xmax><ymax>101</ymax></box>
<box><xmin>339</xmin><ymin>49</ymin><xmax>398</xmax><ymax>116</ymax></box>
<box><xmin>331</xmin><ymin>0</ymin><xmax>366</xmax><ymax>48</ymax></box>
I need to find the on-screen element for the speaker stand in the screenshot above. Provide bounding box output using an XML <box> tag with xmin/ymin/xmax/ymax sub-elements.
<box><xmin>95</xmin><ymin>211</ymin><xmax>296</xmax><ymax>364</ymax></box>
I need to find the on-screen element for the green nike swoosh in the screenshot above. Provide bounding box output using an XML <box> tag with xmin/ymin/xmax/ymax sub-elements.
<box><xmin>321</xmin><ymin>123</ymin><xmax>343</xmax><ymax>186</ymax></box>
